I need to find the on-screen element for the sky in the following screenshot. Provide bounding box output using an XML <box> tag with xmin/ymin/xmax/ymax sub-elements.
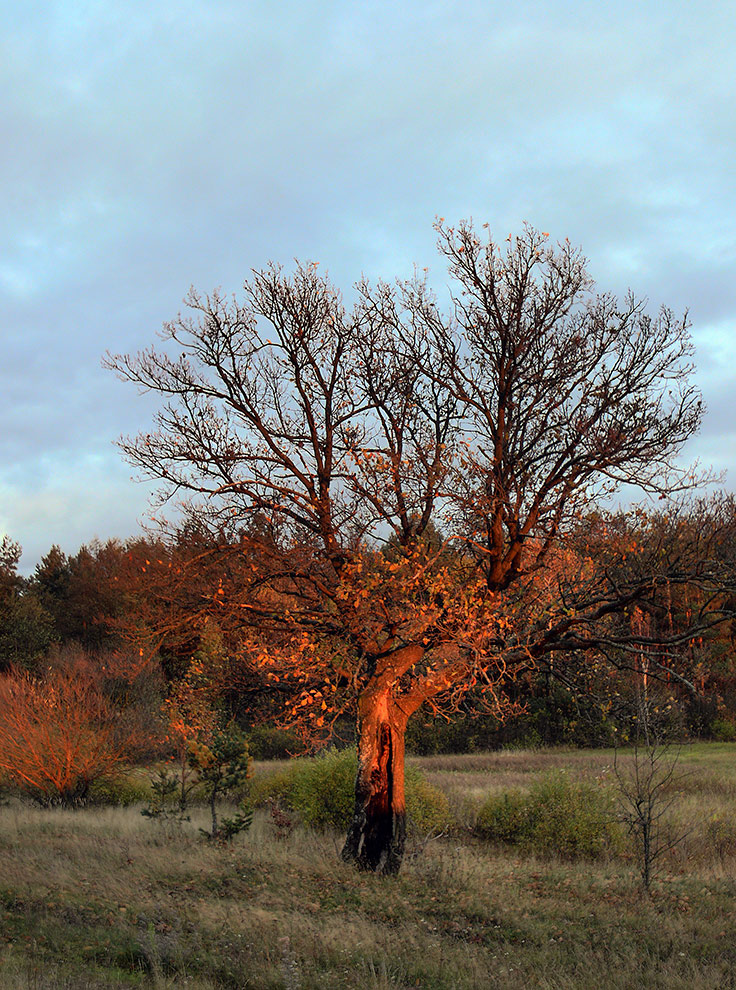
<box><xmin>2</xmin><ymin>0</ymin><xmax>735</xmax><ymax>574</ymax></box>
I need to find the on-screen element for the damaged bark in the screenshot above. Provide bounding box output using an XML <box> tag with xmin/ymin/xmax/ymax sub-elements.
<box><xmin>341</xmin><ymin>690</ymin><xmax>409</xmax><ymax>875</ymax></box>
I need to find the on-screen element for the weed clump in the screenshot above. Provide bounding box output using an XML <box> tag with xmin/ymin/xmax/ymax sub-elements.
<box><xmin>475</xmin><ymin>770</ymin><xmax>622</xmax><ymax>859</ymax></box>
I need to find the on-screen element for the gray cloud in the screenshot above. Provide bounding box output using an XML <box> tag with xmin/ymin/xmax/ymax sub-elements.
<box><xmin>2</xmin><ymin>0</ymin><xmax>735</xmax><ymax>572</ymax></box>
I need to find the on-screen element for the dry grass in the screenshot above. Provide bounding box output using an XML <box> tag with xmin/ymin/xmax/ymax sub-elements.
<box><xmin>412</xmin><ymin>748</ymin><xmax>622</xmax><ymax>806</ymax></box>
<box><xmin>1</xmin><ymin>744</ymin><xmax>736</xmax><ymax>988</ymax></box>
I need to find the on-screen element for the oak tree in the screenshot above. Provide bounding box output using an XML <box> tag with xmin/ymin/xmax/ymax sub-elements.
<box><xmin>106</xmin><ymin>221</ymin><xmax>713</xmax><ymax>873</ymax></box>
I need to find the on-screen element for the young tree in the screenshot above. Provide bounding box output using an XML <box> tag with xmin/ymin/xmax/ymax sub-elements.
<box><xmin>187</xmin><ymin>722</ymin><xmax>252</xmax><ymax>840</ymax></box>
<box><xmin>105</xmin><ymin>221</ymin><xmax>718</xmax><ymax>873</ymax></box>
<box><xmin>613</xmin><ymin>690</ymin><xmax>685</xmax><ymax>892</ymax></box>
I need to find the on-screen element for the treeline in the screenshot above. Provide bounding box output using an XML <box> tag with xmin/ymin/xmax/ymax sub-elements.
<box><xmin>1</xmin><ymin>501</ymin><xmax>736</xmax><ymax>762</ymax></box>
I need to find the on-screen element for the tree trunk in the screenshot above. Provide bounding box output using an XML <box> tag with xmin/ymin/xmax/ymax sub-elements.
<box><xmin>341</xmin><ymin>690</ymin><xmax>408</xmax><ymax>875</ymax></box>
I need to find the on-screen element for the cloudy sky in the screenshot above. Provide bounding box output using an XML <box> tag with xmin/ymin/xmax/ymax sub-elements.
<box><xmin>2</xmin><ymin>0</ymin><xmax>735</xmax><ymax>573</ymax></box>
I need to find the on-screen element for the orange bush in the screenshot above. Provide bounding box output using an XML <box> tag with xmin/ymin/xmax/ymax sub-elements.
<box><xmin>0</xmin><ymin>663</ymin><xmax>146</xmax><ymax>806</ymax></box>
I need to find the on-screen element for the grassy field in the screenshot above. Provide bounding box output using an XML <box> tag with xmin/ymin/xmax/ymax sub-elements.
<box><xmin>2</xmin><ymin>744</ymin><xmax>736</xmax><ymax>989</ymax></box>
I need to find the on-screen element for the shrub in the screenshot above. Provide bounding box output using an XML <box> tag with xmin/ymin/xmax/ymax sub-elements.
<box><xmin>710</xmin><ymin>718</ymin><xmax>736</xmax><ymax>742</ymax></box>
<box><xmin>476</xmin><ymin>770</ymin><xmax>622</xmax><ymax>859</ymax></box>
<box><xmin>284</xmin><ymin>748</ymin><xmax>356</xmax><ymax>831</ymax></box>
<box><xmin>89</xmin><ymin>771</ymin><xmax>153</xmax><ymax>806</ymax></box>
<box><xmin>0</xmin><ymin>663</ymin><xmax>149</xmax><ymax>807</ymax></box>
<box><xmin>528</xmin><ymin>772</ymin><xmax>621</xmax><ymax>859</ymax></box>
<box><xmin>247</xmin><ymin>748</ymin><xmax>453</xmax><ymax>834</ymax></box>
<box><xmin>405</xmin><ymin>772</ymin><xmax>451</xmax><ymax>835</ymax></box>
<box><xmin>246</xmin><ymin>725</ymin><xmax>300</xmax><ymax>760</ymax></box>
<box><xmin>246</xmin><ymin>764</ymin><xmax>296</xmax><ymax>809</ymax></box>
<box><xmin>475</xmin><ymin>790</ymin><xmax>530</xmax><ymax>845</ymax></box>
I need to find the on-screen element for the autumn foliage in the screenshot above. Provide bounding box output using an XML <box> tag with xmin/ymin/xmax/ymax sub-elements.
<box><xmin>0</xmin><ymin>660</ymin><xmax>150</xmax><ymax>806</ymax></box>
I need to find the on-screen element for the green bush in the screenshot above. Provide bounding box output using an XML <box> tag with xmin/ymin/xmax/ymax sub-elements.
<box><xmin>475</xmin><ymin>790</ymin><xmax>530</xmax><ymax>845</ymax></box>
<box><xmin>245</xmin><ymin>749</ymin><xmax>355</xmax><ymax>829</ymax></box>
<box><xmin>710</xmin><ymin>718</ymin><xmax>736</xmax><ymax>742</ymax></box>
<box><xmin>245</xmin><ymin>764</ymin><xmax>295</xmax><ymax>808</ymax></box>
<box><xmin>246</xmin><ymin>725</ymin><xmax>301</xmax><ymax>760</ymax></box>
<box><xmin>476</xmin><ymin>770</ymin><xmax>622</xmax><ymax>859</ymax></box>
<box><xmin>288</xmin><ymin>748</ymin><xmax>357</xmax><ymax>830</ymax></box>
<box><xmin>405</xmin><ymin>771</ymin><xmax>451</xmax><ymax>835</ymax></box>
<box><xmin>247</xmin><ymin>748</ymin><xmax>452</xmax><ymax>834</ymax></box>
<box><xmin>89</xmin><ymin>771</ymin><xmax>153</xmax><ymax>807</ymax></box>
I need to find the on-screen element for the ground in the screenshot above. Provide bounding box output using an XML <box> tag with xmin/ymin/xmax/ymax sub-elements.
<box><xmin>1</xmin><ymin>745</ymin><xmax>736</xmax><ymax>989</ymax></box>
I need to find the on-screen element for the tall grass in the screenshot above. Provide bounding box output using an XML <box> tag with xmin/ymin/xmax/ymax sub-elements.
<box><xmin>1</xmin><ymin>745</ymin><xmax>736</xmax><ymax>988</ymax></box>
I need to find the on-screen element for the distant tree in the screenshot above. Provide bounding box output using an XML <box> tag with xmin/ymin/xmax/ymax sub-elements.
<box><xmin>106</xmin><ymin>220</ymin><xmax>729</xmax><ymax>873</ymax></box>
<box><xmin>0</xmin><ymin>537</ymin><xmax>55</xmax><ymax>671</ymax></box>
<box><xmin>30</xmin><ymin>540</ymin><xmax>122</xmax><ymax>649</ymax></box>
<box><xmin>0</xmin><ymin>536</ymin><xmax>21</xmax><ymax>603</ymax></box>
<box><xmin>33</xmin><ymin>545</ymin><xmax>71</xmax><ymax>615</ymax></box>
<box><xmin>30</xmin><ymin>537</ymin><xmax>174</xmax><ymax>655</ymax></box>
<box><xmin>63</xmin><ymin>541</ymin><xmax>139</xmax><ymax>650</ymax></box>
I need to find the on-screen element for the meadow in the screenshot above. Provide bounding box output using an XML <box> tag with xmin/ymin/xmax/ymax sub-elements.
<box><xmin>2</xmin><ymin>744</ymin><xmax>736</xmax><ymax>989</ymax></box>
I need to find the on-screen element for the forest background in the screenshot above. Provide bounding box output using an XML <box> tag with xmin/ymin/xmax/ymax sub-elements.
<box><xmin>2</xmin><ymin>494</ymin><xmax>736</xmax><ymax>764</ymax></box>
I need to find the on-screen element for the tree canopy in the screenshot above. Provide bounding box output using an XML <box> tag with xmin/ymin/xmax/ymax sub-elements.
<box><xmin>104</xmin><ymin>220</ymin><xmax>726</xmax><ymax>873</ymax></box>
